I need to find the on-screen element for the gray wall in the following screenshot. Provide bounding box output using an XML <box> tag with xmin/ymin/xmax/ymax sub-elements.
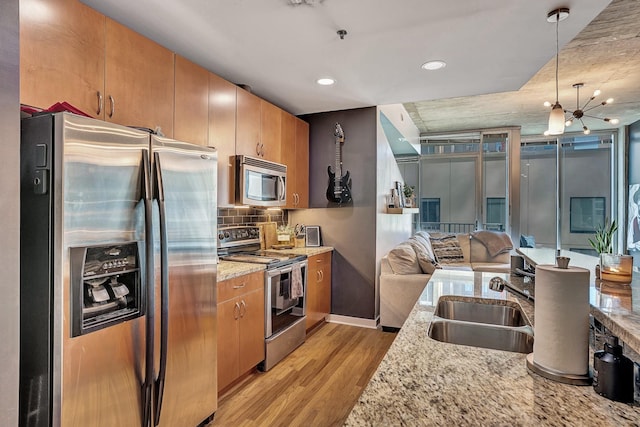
<box><xmin>0</xmin><ymin>0</ymin><xmax>21</xmax><ymax>424</ymax></box>
<box><xmin>292</xmin><ymin>107</ymin><xmax>378</xmax><ymax>319</ymax></box>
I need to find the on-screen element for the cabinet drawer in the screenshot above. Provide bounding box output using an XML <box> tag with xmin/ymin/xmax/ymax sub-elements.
<box><xmin>218</xmin><ymin>271</ymin><xmax>263</xmax><ymax>303</ymax></box>
<box><xmin>310</xmin><ymin>251</ymin><xmax>331</xmax><ymax>266</ymax></box>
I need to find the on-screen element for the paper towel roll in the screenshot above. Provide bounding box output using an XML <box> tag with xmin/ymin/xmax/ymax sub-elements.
<box><xmin>533</xmin><ymin>264</ymin><xmax>590</xmax><ymax>376</ymax></box>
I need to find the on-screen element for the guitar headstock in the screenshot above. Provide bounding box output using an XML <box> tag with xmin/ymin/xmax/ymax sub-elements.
<box><xmin>334</xmin><ymin>123</ymin><xmax>344</xmax><ymax>143</ymax></box>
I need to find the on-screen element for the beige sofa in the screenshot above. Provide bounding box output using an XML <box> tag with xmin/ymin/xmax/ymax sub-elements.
<box><xmin>380</xmin><ymin>230</ymin><xmax>513</xmax><ymax>330</ymax></box>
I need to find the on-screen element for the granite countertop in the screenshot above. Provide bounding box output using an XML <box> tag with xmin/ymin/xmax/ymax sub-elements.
<box><xmin>345</xmin><ymin>269</ymin><xmax>640</xmax><ymax>426</ymax></box>
<box><xmin>217</xmin><ymin>246</ymin><xmax>333</xmax><ymax>281</ymax></box>
<box><xmin>264</xmin><ymin>246</ymin><xmax>334</xmax><ymax>257</ymax></box>
<box><xmin>217</xmin><ymin>261</ymin><xmax>265</xmax><ymax>281</ymax></box>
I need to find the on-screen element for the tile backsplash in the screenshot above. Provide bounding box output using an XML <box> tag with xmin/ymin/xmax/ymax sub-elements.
<box><xmin>217</xmin><ymin>207</ymin><xmax>287</xmax><ymax>227</ymax></box>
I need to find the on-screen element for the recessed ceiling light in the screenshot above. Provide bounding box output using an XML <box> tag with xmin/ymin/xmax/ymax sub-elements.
<box><xmin>317</xmin><ymin>77</ymin><xmax>336</xmax><ymax>86</ymax></box>
<box><xmin>421</xmin><ymin>60</ymin><xmax>446</xmax><ymax>71</ymax></box>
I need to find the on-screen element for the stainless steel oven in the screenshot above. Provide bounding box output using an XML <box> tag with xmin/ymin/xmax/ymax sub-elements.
<box><xmin>263</xmin><ymin>259</ymin><xmax>307</xmax><ymax>371</ymax></box>
<box><xmin>218</xmin><ymin>226</ymin><xmax>307</xmax><ymax>371</ymax></box>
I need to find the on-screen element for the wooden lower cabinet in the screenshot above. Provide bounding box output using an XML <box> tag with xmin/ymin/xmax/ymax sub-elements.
<box><xmin>217</xmin><ymin>271</ymin><xmax>265</xmax><ymax>392</ymax></box>
<box><xmin>306</xmin><ymin>252</ymin><xmax>332</xmax><ymax>332</ymax></box>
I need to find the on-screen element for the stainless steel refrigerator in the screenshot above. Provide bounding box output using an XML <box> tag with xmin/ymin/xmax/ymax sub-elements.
<box><xmin>20</xmin><ymin>112</ymin><xmax>218</xmax><ymax>427</ymax></box>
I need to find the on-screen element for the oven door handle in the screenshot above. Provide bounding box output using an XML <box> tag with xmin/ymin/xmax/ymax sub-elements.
<box><xmin>279</xmin><ymin>267</ymin><xmax>293</xmax><ymax>275</ymax></box>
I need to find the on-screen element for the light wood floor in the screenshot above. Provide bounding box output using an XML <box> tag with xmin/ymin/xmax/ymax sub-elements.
<box><xmin>211</xmin><ymin>322</ymin><xmax>396</xmax><ymax>427</ymax></box>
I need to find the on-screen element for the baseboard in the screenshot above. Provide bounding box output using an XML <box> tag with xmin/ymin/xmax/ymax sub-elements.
<box><xmin>326</xmin><ymin>314</ymin><xmax>379</xmax><ymax>329</ymax></box>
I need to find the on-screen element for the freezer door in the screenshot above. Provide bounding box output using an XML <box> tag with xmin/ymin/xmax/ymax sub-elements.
<box><xmin>151</xmin><ymin>136</ymin><xmax>218</xmax><ymax>426</ymax></box>
<box><xmin>20</xmin><ymin>113</ymin><xmax>151</xmax><ymax>427</ymax></box>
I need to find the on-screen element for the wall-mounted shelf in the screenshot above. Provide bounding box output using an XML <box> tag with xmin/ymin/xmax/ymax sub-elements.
<box><xmin>387</xmin><ymin>207</ymin><xmax>419</xmax><ymax>214</ymax></box>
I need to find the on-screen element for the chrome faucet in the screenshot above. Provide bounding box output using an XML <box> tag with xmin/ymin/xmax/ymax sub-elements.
<box><xmin>489</xmin><ymin>276</ymin><xmax>535</xmax><ymax>302</ymax></box>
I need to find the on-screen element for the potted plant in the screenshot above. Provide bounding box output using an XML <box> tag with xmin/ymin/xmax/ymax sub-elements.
<box><xmin>588</xmin><ymin>218</ymin><xmax>617</xmax><ymax>255</ymax></box>
<box><xmin>588</xmin><ymin>219</ymin><xmax>620</xmax><ymax>279</ymax></box>
<box><xmin>402</xmin><ymin>184</ymin><xmax>415</xmax><ymax>207</ymax></box>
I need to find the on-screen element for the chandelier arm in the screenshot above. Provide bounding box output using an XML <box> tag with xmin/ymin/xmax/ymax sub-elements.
<box><xmin>583</xmin><ymin>104</ymin><xmax>607</xmax><ymax>113</ymax></box>
<box><xmin>582</xmin><ymin>113</ymin><xmax>610</xmax><ymax>121</ymax></box>
<box><xmin>581</xmin><ymin>97</ymin><xmax>596</xmax><ymax>111</ymax></box>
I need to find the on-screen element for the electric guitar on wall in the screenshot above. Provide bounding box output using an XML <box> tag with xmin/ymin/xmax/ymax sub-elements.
<box><xmin>326</xmin><ymin>122</ymin><xmax>353</xmax><ymax>204</ymax></box>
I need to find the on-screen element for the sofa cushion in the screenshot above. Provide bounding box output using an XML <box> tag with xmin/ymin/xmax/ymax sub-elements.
<box><xmin>470</xmin><ymin>230</ymin><xmax>513</xmax><ymax>258</ymax></box>
<box><xmin>430</xmin><ymin>234</ymin><xmax>465</xmax><ymax>264</ymax></box>
<box><xmin>412</xmin><ymin>232</ymin><xmax>436</xmax><ymax>262</ymax></box>
<box><xmin>408</xmin><ymin>237</ymin><xmax>438</xmax><ymax>274</ymax></box>
<box><xmin>387</xmin><ymin>242</ymin><xmax>421</xmax><ymax>274</ymax></box>
<box><xmin>520</xmin><ymin>234</ymin><xmax>536</xmax><ymax>248</ymax></box>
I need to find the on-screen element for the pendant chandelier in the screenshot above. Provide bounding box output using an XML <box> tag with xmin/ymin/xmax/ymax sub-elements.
<box><xmin>563</xmin><ymin>83</ymin><xmax>619</xmax><ymax>134</ymax></box>
<box><xmin>544</xmin><ymin>8</ymin><xmax>570</xmax><ymax>136</ymax></box>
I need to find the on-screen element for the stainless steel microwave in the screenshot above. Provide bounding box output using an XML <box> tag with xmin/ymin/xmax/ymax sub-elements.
<box><xmin>233</xmin><ymin>155</ymin><xmax>287</xmax><ymax>207</ymax></box>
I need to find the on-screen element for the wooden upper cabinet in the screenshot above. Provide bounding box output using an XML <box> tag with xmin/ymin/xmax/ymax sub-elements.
<box><xmin>209</xmin><ymin>73</ymin><xmax>237</xmax><ymax>207</ymax></box>
<box><xmin>260</xmin><ymin>100</ymin><xmax>281</xmax><ymax>163</ymax></box>
<box><xmin>236</xmin><ymin>89</ymin><xmax>282</xmax><ymax>163</ymax></box>
<box><xmin>236</xmin><ymin>88</ymin><xmax>261</xmax><ymax>159</ymax></box>
<box><xmin>20</xmin><ymin>0</ymin><xmax>106</xmax><ymax>117</ymax></box>
<box><xmin>174</xmin><ymin>55</ymin><xmax>209</xmax><ymax>146</ymax></box>
<box><xmin>281</xmin><ymin>112</ymin><xmax>297</xmax><ymax>209</ymax></box>
<box><xmin>294</xmin><ymin>117</ymin><xmax>310</xmax><ymax>208</ymax></box>
<box><xmin>281</xmin><ymin>114</ymin><xmax>310</xmax><ymax>209</ymax></box>
<box><xmin>105</xmin><ymin>18</ymin><xmax>175</xmax><ymax>137</ymax></box>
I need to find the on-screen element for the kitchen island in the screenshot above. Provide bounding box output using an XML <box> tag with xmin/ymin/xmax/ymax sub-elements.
<box><xmin>345</xmin><ymin>269</ymin><xmax>640</xmax><ymax>426</ymax></box>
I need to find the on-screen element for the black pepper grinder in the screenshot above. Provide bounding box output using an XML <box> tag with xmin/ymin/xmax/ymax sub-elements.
<box><xmin>593</xmin><ymin>335</ymin><xmax>635</xmax><ymax>403</ymax></box>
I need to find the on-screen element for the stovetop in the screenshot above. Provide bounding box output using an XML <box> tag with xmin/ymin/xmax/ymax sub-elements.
<box><xmin>218</xmin><ymin>226</ymin><xmax>306</xmax><ymax>269</ymax></box>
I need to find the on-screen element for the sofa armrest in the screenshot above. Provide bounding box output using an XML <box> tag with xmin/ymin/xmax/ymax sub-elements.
<box><xmin>380</xmin><ymin>272</ymin><xmax>430</xmax><ymax>329</ymax></box>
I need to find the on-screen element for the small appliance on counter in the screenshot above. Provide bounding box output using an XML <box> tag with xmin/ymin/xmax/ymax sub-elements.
<box><xmin>593</xmin><ymin>336</ymin><xmax>635</xmax><ymax>403</ymax></box>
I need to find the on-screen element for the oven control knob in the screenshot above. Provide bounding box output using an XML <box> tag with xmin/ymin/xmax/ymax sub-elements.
<box><xmin>224</xmin><ymin>231</ymin><xmax>230</xmax><ymax>239</ymax></box>
<box><xmin>218</xmin><ymin>232</ymin><xmax>224</xmax><ymax>240</ymax></box>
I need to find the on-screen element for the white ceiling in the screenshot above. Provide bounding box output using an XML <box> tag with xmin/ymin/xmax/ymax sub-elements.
<box><xmin>80</xmin><ymin>0</ymin><xmax>640</xmax><ymax>136</ymax></box>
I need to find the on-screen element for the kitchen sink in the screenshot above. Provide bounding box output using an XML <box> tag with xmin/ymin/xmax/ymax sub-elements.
<box><xmin>433</xmin><ymin>296</ymin><xmax>527</xmax><ymax>327</ymax></box>
<box><xmin>428</xmin><ymin>320</ymin><xmax>534</xmax><ymax>353</ymax></box>
<box><xmin>428</xmin><ymin>296</ymin><xmax>533</xmax><ymax>353</ymax></box>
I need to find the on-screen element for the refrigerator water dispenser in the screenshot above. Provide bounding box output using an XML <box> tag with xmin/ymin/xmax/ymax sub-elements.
<box><xmin>70</xmin><ymin>242</ymin><xmax>143</xmax><ymax>337</ymax></box>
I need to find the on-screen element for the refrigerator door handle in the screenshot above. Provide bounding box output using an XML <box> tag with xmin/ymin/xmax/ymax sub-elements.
<box><xmin>142</xmin><ymin>149</ymin><xmax>155</xmax><ymax>427</ymax></box>
<box><xmin>153</xmin><ymin>151</ymin><xmax>169</xmax><ymax>426</ymax></box>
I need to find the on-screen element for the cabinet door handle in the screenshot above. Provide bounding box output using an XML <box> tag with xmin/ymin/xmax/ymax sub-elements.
<box><xmin>239</xmin><ymin>300</ymin><xmax>247</xmax><ymax>318</ymax></box>
<box><xmin>233</xmin><ymin>283</ymin><xmax>246</xmax><ymax>289</ymax></box>
<box><xmin>260</xmin><ymin>144</ymin><xmax>265</xmax><ymax>157</ymax></box>
<box><xmin>96</xmin><ymin>91</ymin><xmax>103</xmax><ymax>116</ymax></box>
<box><xmin>108</xmin><ymin>95</ymin><xmax>115</xmax><ymax>118</ymax></box>
<box><xmin>233</xmin><ymin>302</ymin><xmax>240</xmax><ymax>320</ymax></box>
<box><xmin>316</xmin><ymin>270</ymin><xmax>321</xmax><ymax>282</ymax></box>
<box><xmin>320</xmin><ymin>269</ymin><xmax>324</xmax><ymax>281</ymax></box>
<box><xmin>256</xmin><ymin>142</ymin><xmax>261</xmax><ymax>156</ymax></box>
